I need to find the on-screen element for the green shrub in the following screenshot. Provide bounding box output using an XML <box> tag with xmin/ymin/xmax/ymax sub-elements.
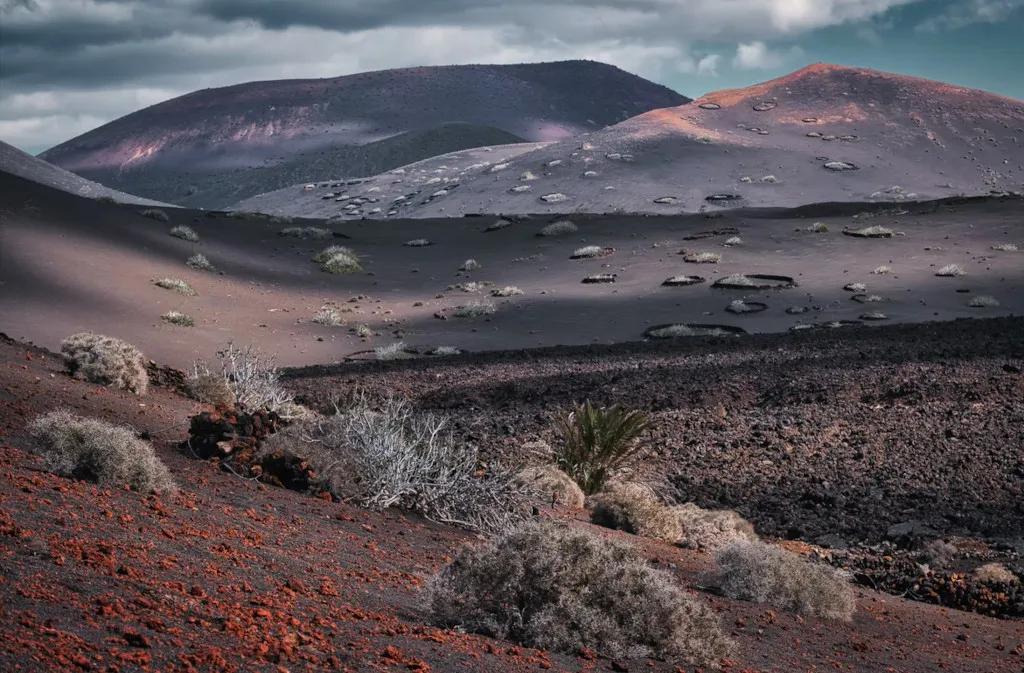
<box><xmin>424</xmin><ymin>520</ymin><xmax>732</xmax><ymax>667</ymax></box>
<box><xmin>29</xmin><ymin>410</ymin><xmax>176</xmax><ymax>495</ymax></box>
<box><xmin>554</xmin><ymin>400</ymin><xmax>651</xmax><ymax>494</ymax></box>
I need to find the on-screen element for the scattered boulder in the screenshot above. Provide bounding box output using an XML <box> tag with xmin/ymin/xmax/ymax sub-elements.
<box><xmin>752</xmin><ymin>101</ymin><xmax>778</xmax><ymax>111</ymax></box>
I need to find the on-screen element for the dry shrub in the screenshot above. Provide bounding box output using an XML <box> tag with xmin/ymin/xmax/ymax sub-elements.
<box><xmin>920</xmin><ymin>539</ymin><xmax>958</xmax><ymax>569</ymax></box>
<box><xmin>589</xmin><ymin>482</ymin><xmax>682</xmax><ymax>543</ymax></box>
<box><xmin>673</xmin><ymin>503</ymin><xmax>758</xmax><ymax>550</ymax></box>
<box><xmin>257</xmin><ymin>395</ymin><xmax>526</xmax><ymax>533</ymax></box>
<box><xmin>186</xmin><ymin>253</ymin><xmax>216</xmax><ymax>272</ymax></box>
<box><xmin>716</xmin><ymin>540</ymin><xmax>855</xmax><ymax>621</ymax></box>
<box><xmin>185</xmin><ymin>373</ymin><xmax>236</xmax><ymax>407</ymax></box>
<box><xmin>60</xmin><ymin>332</ymin><xmax>148</xmax><ymax>394</ymax></box>
<box><xmin>29</xmin><ymin>409</ymin><xmax>176</xmax><ymax>495</ymax></box>
<box><xmin>140</xmin><ymin>208</ymin><xmax>169</xmax><ymax>222</ymax></box>
<box><xmin>972</xmin><ymin>563</ymin><xmax>1019</xmax><ymax>584</ymax></box>
<box><xmin>423</xmin><ymin>520</ymin><xmax>732</xmax><ymax>667</ymax></box>
<box><xmin>515</xmin><ymin>465</ymin><xmax>585</xmax><ymax>508</ymax></box>
<box><xmin>169</xmin><ymin>225</ymin><xmax>199</xmax><ymax>242</ymax></box>
<box><xmin>190</xmin><ymin>342</ymin><xmax>292</xmax><ymax>413</ymax></box>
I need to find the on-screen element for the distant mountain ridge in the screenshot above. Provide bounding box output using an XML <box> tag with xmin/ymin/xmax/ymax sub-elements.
<box><xmin>231</xmin><ymin>63</ymin><xmax>1024</xmax><ymax>219</ymax></box>
<box><xmin>0</xmin><ymin>140</ymin><xmax>169</xmax><ymax>207</ymax></box>
<box><xmin>39</xmin><ymin>60</ymin><xmax>689</xmax><ymax>208</ymax></box>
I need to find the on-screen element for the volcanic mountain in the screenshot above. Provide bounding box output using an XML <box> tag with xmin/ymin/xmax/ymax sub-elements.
<box><xmin>0</xmin><ymin>140</ymin><xmax>169</xmax><ymax>207</ymax></box>
<box><xmin>234</xmin><ymin>63</ymin><xmax>1024</xmax><ymax>220</ymax></box>
<box><xmin>38</xmin><ymin>60</ymin><xmax>688</xmax><ymax>208</ymax></box>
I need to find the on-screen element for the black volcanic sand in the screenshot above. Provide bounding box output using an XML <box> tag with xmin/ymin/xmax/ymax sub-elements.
<box><xmin>283</xmin><ymin>316</ymin><xmax>1024</xmax><ymax>547</ymax></box>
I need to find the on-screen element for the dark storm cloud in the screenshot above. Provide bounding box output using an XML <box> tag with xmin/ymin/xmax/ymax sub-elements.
<box><xmin>3</xmin><ymin>0</ymin><xmax>1018</xmax><ymax>154</ymax></box>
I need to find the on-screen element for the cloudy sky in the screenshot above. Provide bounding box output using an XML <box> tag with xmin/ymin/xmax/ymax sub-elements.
<box><xmin>2</xmin><ymin>0</ymin><xmax>1022</xmax><ymax>155</ymax></box>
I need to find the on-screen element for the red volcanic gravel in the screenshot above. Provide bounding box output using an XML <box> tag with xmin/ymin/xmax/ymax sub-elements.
<box><xmin>1</xmin><ymin>330</ymin><xmax>1023</xmax><ymax>672</ymax></box>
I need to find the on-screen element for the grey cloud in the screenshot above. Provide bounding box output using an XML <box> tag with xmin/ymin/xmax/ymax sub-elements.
<box><xmin>0</xmin><ymin>0</ymin><xmax>926</xmax><ymax>152</ymax></box>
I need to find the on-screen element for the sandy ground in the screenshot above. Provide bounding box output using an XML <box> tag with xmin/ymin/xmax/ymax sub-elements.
<box><xmin>2</xmin><ymin>170</ymin><xmax>1021</xmax><ymax>372</ymax></box>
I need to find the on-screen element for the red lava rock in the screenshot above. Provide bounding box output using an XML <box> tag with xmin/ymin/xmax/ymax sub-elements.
<box><xmin>123</xmin><ymin>630</ymin><xmax>152</xmax><ymax>648</ymax></box>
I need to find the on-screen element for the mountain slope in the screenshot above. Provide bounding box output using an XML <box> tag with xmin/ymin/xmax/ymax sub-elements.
<box><xmin>39</xmin><ymin>60</ymin><xmax>688</xmax><ymax>208</ymax></box>
<box><xmin>0</xmin><ymin>140</ymin><xmax>169</xmax><ymax>207</ymax></box>
<box><xmin>242</xmin><ymin>63</ymin><xmax>1023</xmax><ymax>220</ymax></box>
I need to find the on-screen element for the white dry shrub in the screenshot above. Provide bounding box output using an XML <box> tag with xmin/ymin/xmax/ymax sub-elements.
<box><xmin>515</xmin><ymin>465</ymin><xmax>586</xmax><ymax>508</ymax></box>
<box><xmin>375</xmin><ymin>342</ymin><xmax>413</xmax><ymax>361</ymax></box>
<box><xmin>936</xmin><ymin>264</ymin><xmax>966</xmax><ymax>277</ymax></box>
<box><xmin>279</xmin><ymin>226</ymin><xmax>333</xmax><ymax>240</ymax></box>
<box><xmin>320</xmin><ymin>248</ymin><xmax>363</xmax><ymax>274</ymax></box>
<box><xmin>313</xmin><ymin>245</ymin><xmax>356</xmax><ymax>263</ymax></box>
<box><xmin>726</xmin><ymin>300</ymin><xmax>760</xmax><ymax>314</ymax></box>
<box><xmin>60</xmin><ymin>332</ymin><xmax>148</xmax><ymax>394</ymax></box>
<box><xmin>844</xmin><ymin>283</ymin><xmax>867</xmax><ymax>292</ymax></box>
<box><xmin>684</xmin><ymin>251</ymin><xmax>722</xmax><ymax>264</ymax></box>
<box><xmin>672</xmin><ymin>503</ymin><xmax>758</xmax><ymax>550</ymax></box>
<box><xmin>649</xmin><ymin>325</ymin><xmax>731</xmax><ymax>338</ymax></box>
<box><xmin>810</xmin><ymin>222</ymin><xmax>829</xmax><ymax>233</ymax></box>
<box><xmin>716</xmin><ymin>274</ymin><xmax>756</xmax><ymax>287</ymax></box>
<box><xmin>186</xmin><ymin>253</ymin><xmax>216</xmax><ymax>272</ymax></box>
<box><xmin>848</xmin><ymin>225</ymin><xmax>892</xmax><ymax>237</ymax></box>
<box><xmin>257</xmin><ymin>395</ymin><xmax>527</xmax><ymax>533</ymax></box>
<box><xmin>460</xmin><ymin>259</ymin><xmax>482</xmax><ymax>272</ymax></box>
<box><xmin>353</xmin><ymin>324</ymin><xmax>373</xmax><ymax>338</ymax></box>
<box><xmin>423</xmin><ymin>520</ymin><xmax>733</xmax><ymax>667</ymax></box>
<box><xmin>572</xmin><ymin>245</ymin><xmax>606</xmax><ymax>259</ymax></box>
<box><xmin>447</xmin><ymin>281</ymin><xmax>488</xmax><ymax>293</ymax></box>
<box><xmin>190</xmin><ymin>342</ymin><xmax>293</xmax><ymax>413</ymax></box>
<box><xmin>454</xmin><ymin>300</ymin><xmax>496</xmax><ymax>318</ymax></box>
<box><xmin>184</xmin><ymin>373</ymin><xmax>236</xmax><ymax>407</ymax></box>
<box><xmin>29</xmin><ymin>409</ymin><xmax>176</xmax><ymax>495</ymax></box>
<box><xmin>716</xmin><ymin>540</ymin><xmax>856</xmax><ymax>621</ymax></box>
<box><xmin>154</xmin><ymin>277</ymin><xmax>196</xmax><ymax>296</ymax></box>
<box><xmin>972</xmin><ymin>563</ymin><xmax>1019</xmax><ymax>584</ymax></box>
<box><xmin>872</xmin><ymin>265</ymin><xmax>892</xmax><ymax>275</ymax></box>
<box><xmin>161</xmin><ymin>310</ymin><xmax>194</xmax><ymax>327</ymax></box>
<box><xmin>724</xmin><ymin>236</ymin><xmax>742</xmax><ymax>246</ymax></box>
<box><xmin>140</xmin><ymin>208</ymin><xmax>169</xmax><ymax>222</ymax></box>
<box><xmin>311</xmin><ymin>306</ymin><xmax>344</xmax><ymax>326</ymax></box>
<box><xmin>588</xmin><ymin>482</ymin><xmax>683</xmax><ymax>543</ymax></box>
<box><xmin>539</xmin><ymin>220</ymin><xmax>578</xmax><ymax>236</ymax></box>
<box><xmin>491</xmin><ymin>286</ymin><xmax>524</xmax><ymax>297</ymax></box>
<box><xmin>431</xmin><ymin>346</ymin><xmax>462</xmax><ymax>356</ymax></box>
<box><xmin>920</xmin><ymin>539</ymin><xmax>958</xmax><ymax>570</ymax></box>
<box><xmin>169</xmin><ymin>225</ymin><xmax>199</xmax><ymax>242</ymax></box>
<box><xmin>486</xmin><ymin>219</ymin><xmax>513</xmax><ymax>232</ymax></box>
<box><xmin>760</xmin><ymin>175</ymin><xmax>779</xmax><ymax>184</ymax></box>
<box><xmin>968</xmin><ymin>295</ymin><xmax>1000</xmax><ymax>308</ymax></box>
<box><xmin>404</xmin><ymin>238</ymin><xmax>432</xmax><ymax>247</ymax></box>
<box><xmin>990</xmin><ymin>243</ymin><xmax>1018</xmax><ymax>252</ymax></box>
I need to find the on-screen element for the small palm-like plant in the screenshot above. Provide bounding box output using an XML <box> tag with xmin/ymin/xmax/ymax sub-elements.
<box><xmin>554</xmin><ymin>400</ymin><xmax>651</xmax><ymax>494</ymax></box>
